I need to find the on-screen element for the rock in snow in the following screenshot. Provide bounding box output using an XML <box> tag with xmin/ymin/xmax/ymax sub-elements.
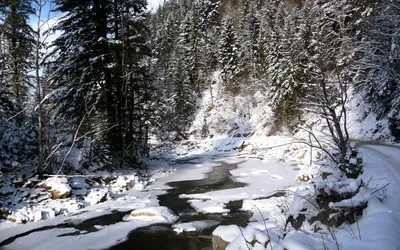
<box><xmin>172</xmin><ymin>220</ymin><xmax>221</xmax><ymax>234</ymax></box>
<box><xmin>38</xmin><ymin>177</ymin><xmax>72</xmax><ymax>199</ymax></box>
<box><xmin>123</xmin><ymin>206</ymin><xmax>178</xmax><ymax>224</ymax></box>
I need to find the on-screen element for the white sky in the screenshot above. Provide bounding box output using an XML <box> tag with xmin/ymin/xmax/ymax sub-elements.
<box><xmin>148</xmin><ymin>0</ymin><xmax>162</xmax><ymax>12</ymax></box>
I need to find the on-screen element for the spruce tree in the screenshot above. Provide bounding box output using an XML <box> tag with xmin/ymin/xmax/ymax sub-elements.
<box><xmin>50</xmin><ymin>0</ymin><xmax>152</xmax><ymax>165</ymax></box>
<box><xmin>0</xmin><ymin>0</ymin><xmax>34</xmax><ymax>108</ymax></box>
<box><xmin>218</xmin><ymin>16</ymin><xmax>239</xmax><ymax>87</ymax></box>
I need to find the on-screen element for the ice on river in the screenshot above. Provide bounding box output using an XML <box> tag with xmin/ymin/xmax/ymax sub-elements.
<box><xmin>0</xmin><ymin>156</ymin><xmax>302</xmax><ymax>250</ymax></box>
<box><xmin>181</xmin><ymin>158</ymin><xmax>299</xmax><ymax>204</ymax></box>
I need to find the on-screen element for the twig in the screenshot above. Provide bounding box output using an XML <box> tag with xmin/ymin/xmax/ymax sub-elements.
<box><xmin>238</xmin><ymin>226</ymin><xmax>252</xmax><ymax>250</ymax></box>
<box><xmin>42</xmin><ymin>174</ymin><xmax>98</xmax><ymax>178</ymax></box>
<box><xmin>253</xmin><ymin>204</ymin><xmax>273</xmax><ymax>249</ymax></box>
<box><xmin>371</xmin><ymin>183</ymin><xmax>390</xmax><ymax>195</ymax></box>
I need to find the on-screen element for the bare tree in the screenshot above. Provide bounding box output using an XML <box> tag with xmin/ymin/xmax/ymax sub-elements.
<box><xmin>32</xmin><ymin>0</ymin><xmax>57</xmax><ymax>172</ymax></box>
<box><xmin>300</xmin><ymin>0</ymin><xmax>363</xmax><ymax>177</ymax></box>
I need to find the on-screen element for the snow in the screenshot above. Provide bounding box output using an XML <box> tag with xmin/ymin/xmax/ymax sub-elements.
<box><xmin>213</xmin><ymin>225</ymin><xmax>277</xmax><ymax>250</ymax></box>
<box><xmin>347</xmin><ymin>92</ymin><xmax>395</xmax><ymax>142</ymax></box>
<box><xmin>213</xmin><ymin>225</ymin><xmax>244</xmax><ymax>242</ymax></box>
<box><xmin>181</xmin><ymin>158</ymin><xmax>299</xmax><ymax>203</ymax></box>
<box><xmin>208</xmin><ymin>143</ymin><xmax>400</xmax><ymax>250</ymax></box>
<box><xmin>84</xmin><ymin>188</ymin><xmax>109</xmax><ymax>205</ymax></box>
<box><xmin>172</xmin><ymin>220</ymin><xmax>220</xmax><ymax>234</ymax></box>
<box><xmin>2</xmin><ymin>136</ymin><xmax>400</xmax><ymax>250</ymax></box>
<box><xmin>242</xmin><ymin>197</ymin><xmax>288</xmax><ymax>229</ymax></box>
<box><xmin>0</xmin><ymin>192</ymin><xmax>160</xmax><ymax>249</ymax></box>
<box><xmin>38</xmin><ymin>177</ymin><xmax>72</xmax><ymax>199</ymax></box>
<box><xmin>188</xmin><ymin>199</ymin><xmax>230</xmax><ymax>214</ymax></box>
<box><xmin>123</xmin><ymin>206</ymin><xmax>178</xmax><ymax>223</ymax></box>
<box><xmin>188</xmin><ymin>71</ymin><xmax>274</xmax><ymax>139</ymax></box>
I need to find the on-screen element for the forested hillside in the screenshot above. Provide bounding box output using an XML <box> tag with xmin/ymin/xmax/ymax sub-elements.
<box><xmin>2</xmin><ymin>1</ymin><xmax>400</xmax><ymax>249</ymax></box>
<box><xmin>0</xmin><ymin>0</ymin><xmax>399</xmax><ymax>174</ymax></box>
<box><xmin>150</xmin><ymin>0</ymin><xmax>400</xmax><ymax>139</ymax></box>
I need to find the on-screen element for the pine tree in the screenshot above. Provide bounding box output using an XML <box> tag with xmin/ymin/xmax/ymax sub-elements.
<box><xmin>0</xmin><ymin>30</ymin><xmax>14</xmax><ymax>120</ymax></box>
<box><xmin>0</xmin><ymin>0</ymin><xmax>34</xmax><ymax>108</ymax></box>
<box><xmin>264</xmin><ymin>1</ymin><xmax>310</xmax><ymax>129</ymax></box>
<box><xmin>50</xmin><ymin>0</ymin><xmax>152</xmax><ymax>166</ymax></box>
<box><xmin>116</xmin><ymin>0</ymin><xmax>153</xmax><ymax>158</ymax></box>
<box><xmin>218</xmin><ymin>16</ymin><xmax>239</xmax><ymax>87</ymax></box>
<box><xmin>237</xmin><ymin>0</ymin><xmax>261</xmax><ymax>78</ymax></box>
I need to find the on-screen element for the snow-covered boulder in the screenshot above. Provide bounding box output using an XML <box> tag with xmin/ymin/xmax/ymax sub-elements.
<box><xmin>112</xmin><ymin>175</ymin><xmax>147</xmax><ymax>191</ymax></box>
<box><xmin>212</xmin><ymin>225</ymin><xmax>243</xmax><ymax>249</ymax></box>
<box><xmin>123</xmin><ymin>206</ymin><xmax>178</xmax><ymax>224</ymax></box>
<box><xmin>212</xmin><ymin>225</ymin><xmax>272</xmax><ymax>250</ymax></box>
<box><xmin>172</xmin><ymin>220</ymin><xmax>220</xmax><ymax>234</ymax></box>
<box><xmin>84</xmin><ymin>188</ymin><xmax>108</xmax><ymax>205</ymax></box>
<box><xmin>212</xmin><ymin>235</ymin><xmax>229</xmax><ymax>250</ymax></box>
<box><xmin>39</xmin><ymin>177</ymin><xmax>72</xmax><ymax>199</ymax></box>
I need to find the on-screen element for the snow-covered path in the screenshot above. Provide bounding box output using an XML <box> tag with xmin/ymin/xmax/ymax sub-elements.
<box><xmin>330</xmin><ymin>143</ymin><xmax>400</xmax><ymax>250</ymax></box>
<box><xmin>359</xmin><ymin>144</ymin><xmax>400</xmax><ymax>217</ymax></box>
<box><xmin>360</xmin><ymin>144</ymin><xmax>400</xmax><ymax>183</ymax></box>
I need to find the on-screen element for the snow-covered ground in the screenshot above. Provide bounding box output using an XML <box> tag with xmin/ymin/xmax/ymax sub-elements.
<box><xmin>213</xmin><ymin>143</ymin><xmax>400</xmax><ymax>250</ymax></box>
<box><xmin>0</xmin><ymin>138</ymin><xmax>309</xmax><ymax>249</ymax></box>
<box><xmin>1</xmin><ymin>139</ymin><xmax>400</xmax><ymax>249</ymax></box>
<box><xmin>1</xmin><ymin>75</ymin><xmax>399</xmax><ymax>249</ymax></box>
<box><xmin>180</xmin><ymin>157</ymin><xmax>300</xmax><ymax>204</ymax></box>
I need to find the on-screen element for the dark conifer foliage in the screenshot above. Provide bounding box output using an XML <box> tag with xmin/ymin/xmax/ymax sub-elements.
<box><xmin>150</xmin><ymin>0</ymin><xmax>400</xmax><ymax>140</ymax></box>
<box><xmin>0</xmin><ymin>0</ymin><xmax>34</xmax><ymax>110</ymax></box>
<box><xmin>49</xmin><ymin>0</ymin><xmax>152</xmax><ymax>164</ymax></box>
<box><xmin>1</xmin><ymin>0</ymin><xmax>400</xmax><ymax>174</ymax></box>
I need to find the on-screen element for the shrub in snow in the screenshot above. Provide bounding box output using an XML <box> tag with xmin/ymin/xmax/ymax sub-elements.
<box><xmin>338</xmin><ymin>145</ymin><xmax>363</xmax><ymax>179</ymax></box>
<box><xmin>286</xmin><ymin>167</ymin><xmax>369</xmax><ymax>233</ymax></box>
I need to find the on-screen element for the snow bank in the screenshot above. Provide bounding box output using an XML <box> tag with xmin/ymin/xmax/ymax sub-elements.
<box><xmin>181</xmin><ymin>158</ymin><xmax>299</xmax><ymax>203</ymax></box>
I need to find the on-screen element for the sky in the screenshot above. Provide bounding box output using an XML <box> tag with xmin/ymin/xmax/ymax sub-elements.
<box><xmin>148</xmin><ymin>0</ymin><xmax>163</xmax><ymax>12</ymax></box>
<box><xmin>28</xmin><ymin>0</ymin><xmax>163</xmax><ymax>42</ymax></box>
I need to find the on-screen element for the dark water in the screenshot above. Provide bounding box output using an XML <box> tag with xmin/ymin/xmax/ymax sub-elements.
<box><xmin>0</xmin><ymin>160</ymin><xmax>252</xmax><ymax>250</ymax></box>
<box><xmin>109</xmin><ymin>161</ymin><xmax>252</xmax><ymax>250</ymax></box>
